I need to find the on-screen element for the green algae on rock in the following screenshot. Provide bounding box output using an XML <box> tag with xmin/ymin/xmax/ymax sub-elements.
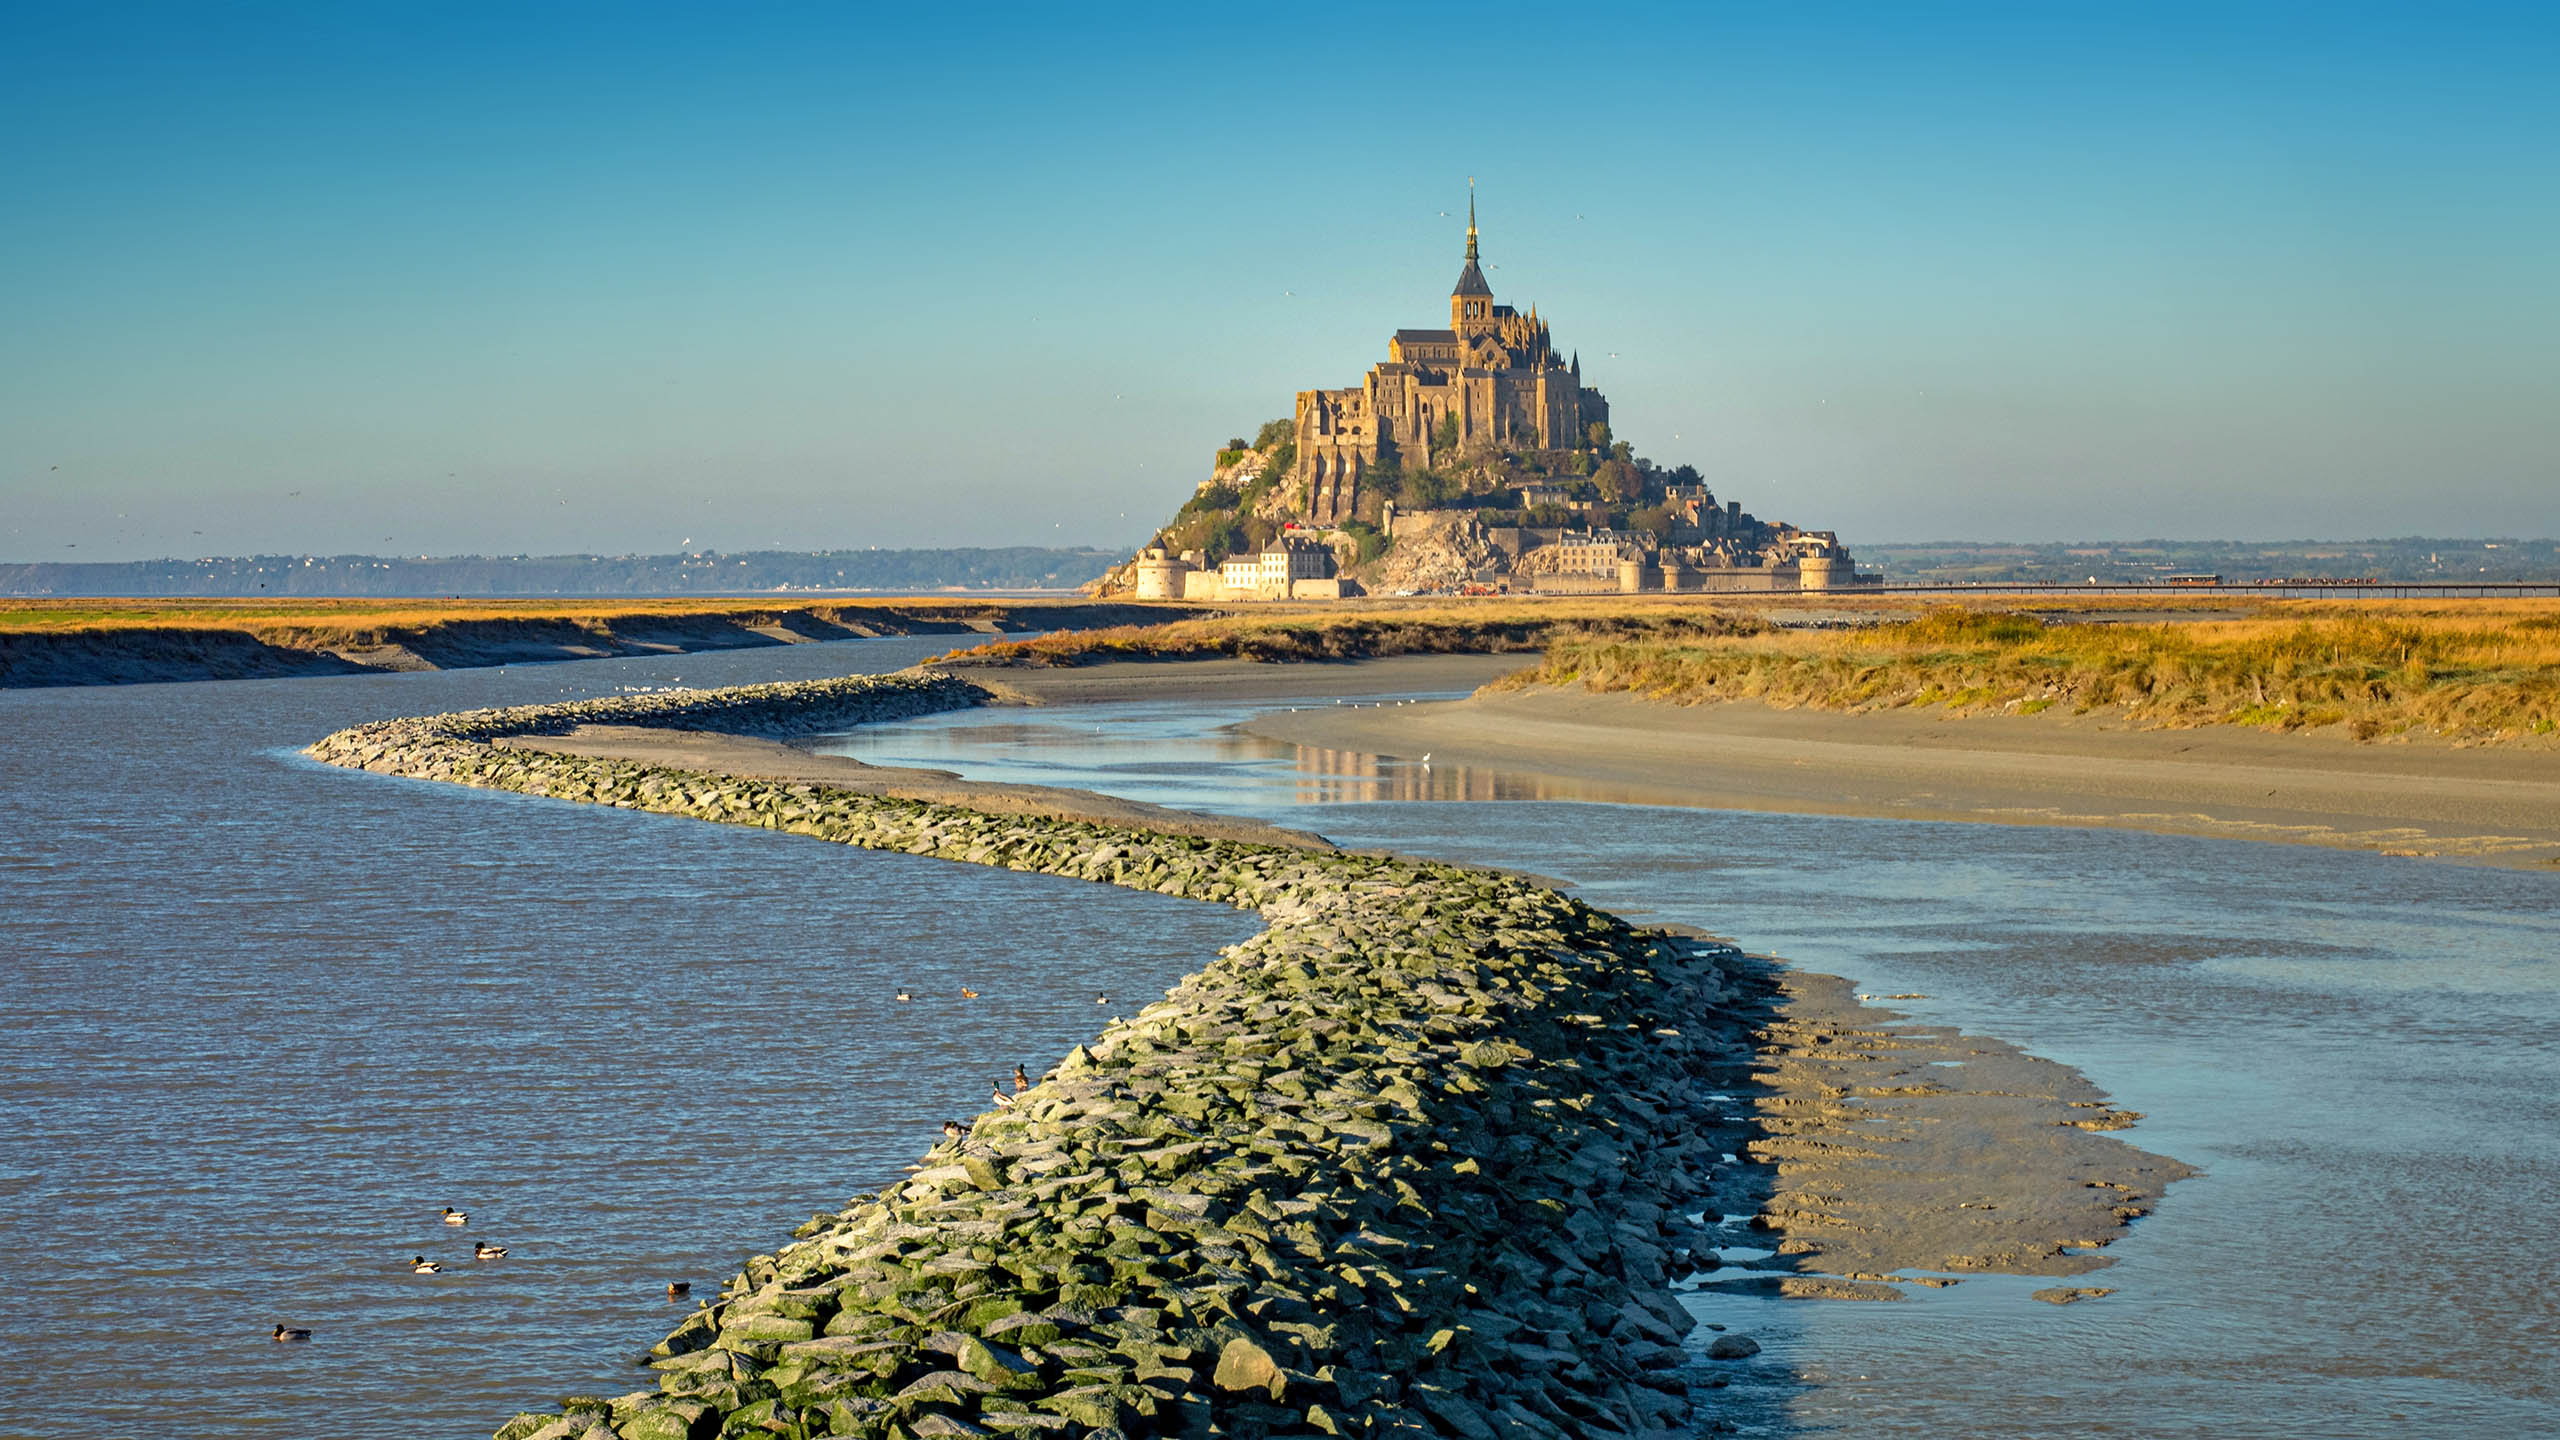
<box><xmin>305</xmin><ymin>672</ymin><xmax>1761</xmax><ymax>1440</ymax></box>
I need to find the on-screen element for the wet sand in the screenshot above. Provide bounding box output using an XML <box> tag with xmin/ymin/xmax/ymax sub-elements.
<box><xmin>1699</xmin><ymin>964</ymin><xmax>2195</xmax><ymax>1300</ymax></box>
<box><xmin>1239</xmin><ymin>685</ymin><xmax>2560</xmax><ymax>868</ymax></box>
<box><xmin>506</xmin><ymin>677</ymin><xmax>2194</xmax><ymax>1311</ymax></box>
<box><xmin>942</xmin><ymin>651</ymin><xmax>1535</xmax><ymax>706</ymax></box>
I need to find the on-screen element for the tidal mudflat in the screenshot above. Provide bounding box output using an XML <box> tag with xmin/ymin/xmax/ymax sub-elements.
<box><xmin>294</xmin><ymin>667</ymin><xmax>2186</xmax><ymax>1438</ymax></box>
<box><xmin>835</xmin><ymin>672</ymin><xmax>2560</xmax><ymax>1434</ymax></box>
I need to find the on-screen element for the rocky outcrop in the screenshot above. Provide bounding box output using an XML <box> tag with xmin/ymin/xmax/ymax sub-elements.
<box><xmin>304</xmin><ymin>672</ymin><xmax>1764</xmax><ymax>1440</ymax></box>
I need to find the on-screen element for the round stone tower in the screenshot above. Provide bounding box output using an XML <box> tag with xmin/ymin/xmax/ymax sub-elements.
<box><xmin>1134</xmin><ymin>548</ymin><xmax>1192</xmax><ymax>601</ymax></box>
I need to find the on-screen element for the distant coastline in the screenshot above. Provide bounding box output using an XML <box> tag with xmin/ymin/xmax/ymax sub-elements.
<box><xmin>0</xmin><ymin>598</ymin><xmax>1183</xmax><ymax>689</ymax></box>
<box><xmin>0</xmin><ymin>546</ymin><xmax>1123</xmax><ymax>599</ymax></box>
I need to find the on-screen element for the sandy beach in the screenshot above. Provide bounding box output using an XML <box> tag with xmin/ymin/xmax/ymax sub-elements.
<box><xmin>1218</xmin><ymin>680</ymin><xmax>2560</xmax><ymax>869</ymax></box>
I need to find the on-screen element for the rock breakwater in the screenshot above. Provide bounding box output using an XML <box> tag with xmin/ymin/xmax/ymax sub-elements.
<box><xmin>306</xmin><ymin>672</ymin><xmax>1765</xmax><ymax>1440</ymax></box>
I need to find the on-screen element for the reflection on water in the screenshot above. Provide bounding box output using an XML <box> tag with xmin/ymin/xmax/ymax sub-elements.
<box><xmin>13</xmin><ymin>659</ymin><xmax>2556</xmax><ymax>1438</ymax></box>
<box><xmin>825</xmin><ymin>697</ymin><xmax>1679</xmax><ymax>807</ymax></box>
<box><xmin>834</xmin><ymin>689</ymin><xmax>2560</xmax><ymax>1436</ymax></box>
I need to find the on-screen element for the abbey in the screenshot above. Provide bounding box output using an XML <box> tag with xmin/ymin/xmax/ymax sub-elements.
<box><xmin>1295</xmin><ymin>198</ymin><xmax>1609</xmax><ymax>525</ymax></box>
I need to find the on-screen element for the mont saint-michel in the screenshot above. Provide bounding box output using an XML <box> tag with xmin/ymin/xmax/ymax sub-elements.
<box><xmin>1107</xmin><ymin>200</ymin><xmax>1866</xmax><ymax>601</ymax></box>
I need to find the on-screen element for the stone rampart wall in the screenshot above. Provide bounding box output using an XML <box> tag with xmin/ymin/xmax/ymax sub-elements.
<box><xmin>304</xmin><ymin>672</ymin><xmax>1753</xmax><ymax>1440</ymax></box>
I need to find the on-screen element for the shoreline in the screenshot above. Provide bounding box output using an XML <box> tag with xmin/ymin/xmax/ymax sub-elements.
<box><xmin>0</xmin><ymin>599</ymin><xmax>1182</xmax><ymax>689</ymax></box>
<box><xmin>304</xmin><ymin>668</ymin><xmax>2189</xmax><ymax>1440</ymax></box>
<box><xmin>1235</xmin><ymin>684</ymin><xmax>2560</xmax><ymax>869</ymax></box>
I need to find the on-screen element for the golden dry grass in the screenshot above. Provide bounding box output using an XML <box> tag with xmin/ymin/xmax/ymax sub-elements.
<box><xmin>931</xmin><ymin>600</ymin><xmax>1773</xmax><ymax>666</ymax></box>
<box><xmin>1499</xmin><ymin>600</ymin><xmax>2560</xmax><ymax>743</ymax></box>
<box><xmin>935</xmin><ymin>594</ymin><xmax>2560</xmax><ymax>744</ymax></box>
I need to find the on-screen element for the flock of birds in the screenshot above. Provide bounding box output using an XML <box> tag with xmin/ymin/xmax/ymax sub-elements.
<box><xmin>274</xmin><ymin>985</ymin><xmax>1120</xmax><ymax>1343</ymax></box>
<box><xmin>398</xmin><ymin>1207</ymin><xmax>511</xmax><ymax>1276</ymax></box>
<box><xmin>273</xmin><ymin>1206</ymin><xmax>665</xmax><ymax>1343</ymax></box>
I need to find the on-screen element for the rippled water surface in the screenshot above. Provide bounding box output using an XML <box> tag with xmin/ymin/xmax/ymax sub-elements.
<box><xmin>836</xmin><ymin>697</ymin><xmax>2560</xmax><ymax>1436</ymax></box>
<box><xmin>0</xmin><ymin>644</ymin><xmax>1257</xmax><ymax>1439</ymax></box>
<box><xmin>11</xmin><ymin>659</ymin><xmax>2557</xmax><ymax>1438</ymax></box>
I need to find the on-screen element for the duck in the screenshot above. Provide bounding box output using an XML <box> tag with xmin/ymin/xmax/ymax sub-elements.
<box><xmin>667</xmin><ymin>1282</ymin><xmax>691</xmax><ymax>1300</ymax></box>
<box><xmin>959</xmin><ymin>987</ymin><xmax>979</xmax><ymax>1000</ymax></box>
<box><xmin>409</xmin><ymin>1256</ymin><xmax>443</xmax><ymax>1274</ymax></box>
<box><xmin>1094</xmin><ymin>992</ymin><xmax>1109</xmax><ymax>1005</ymax></box>
<box><xmin>272</xmin><ymin>1324</ymin><xmax>312</xmax><ymax>1342</ymax></box>
<box><xmin>895</xmin><ymin>988</ymin><xmax>911</xmax><ymax>1002</ymax></box>
<box><xmin>440</xmin><ymin>1208</ymin><xmax>468</xmax><ymax>1226</ymax></box>
<box><xmin>474</xmin><ymin>1242</ymin><xmax>509</xmax><ymax>1260</ymax></box>
<box><xmin>942</xmin><ymin>1119</ymin><xmax>964</xmax><ymax>1141</ymax></box>
<box><xmin>1012</xmin><ymin>1064</ymin><xmax>1031</xmax><ymax>1093</ymax></box>
<box><xmin>990</xmin><ymin>1082</ymin><xmax>1017</xmax><ymax>1108</ymax></box>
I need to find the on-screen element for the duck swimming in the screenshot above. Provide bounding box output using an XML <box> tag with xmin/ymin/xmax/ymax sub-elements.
<box><xmin>667</xmin><ymin>1282</ymin><xmax>691</xmax><ymax>1299</ymax></box>
<box><xmin>959</xmin><ymin>987</ymin><xmax>978</xmax><ymax>999</ymax></box>
<box><xmin>439</xmin><ymin>1208</ymin><xmax>467</xmax><ymax>1226</ymax></box>
<box><xmin>474</xmin><ymin>1242</ymin><xmax>508</xmax><ymax>1260</ymax></box>
<box><xmin>895</xmin><ymin>988</ymin><xmax>911</xmax><ymax>1002</ymax></box>
<box><xmin>272</xmin><ymin>1324</ymin><xmax>312</xmax><ymax>1342</ymax></box>
<box><xmin>1094</xmin><ymin>992</ymin><xmax>1108</xmax><ymax>1005</ymax></box>
<box><xmin>409</xmin><ymin>1256</ymin><xmax>443</xmax><ymax>1274</ymax></box>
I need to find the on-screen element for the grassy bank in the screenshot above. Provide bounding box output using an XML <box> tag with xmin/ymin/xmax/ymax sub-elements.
<box><xmin>1498</xmin><ymin>602</ymin><xmax>2560</xmax><ymax>743</ymax></box>
<box><xmin>932</xmin><ymin>602</ymin><xmax>1772</xmax><ymax>667</ymax></box>
<box><xmin>0</xmin><ymin>597</ymin><xmax>1194</xmax><ymax>688</ymax></box>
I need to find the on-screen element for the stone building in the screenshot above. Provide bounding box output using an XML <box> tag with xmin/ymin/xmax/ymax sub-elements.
<box><xmin>1295</xmin><ymin>195</ymin><xmax>1609</xmax><ymax>526</ymax></box>
<box><xmin>1174</xmin><ymin>532</ymin><xmax>1348</xmax><ymax>602</ymax></box>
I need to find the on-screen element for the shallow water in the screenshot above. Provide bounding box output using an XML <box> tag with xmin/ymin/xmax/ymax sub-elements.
<box><xmin>0</xmin><ymin>643</ymin><xmax>1256</xmax><ymax>1439</ymax></box>
<box><xmin>10</xmin><ymin>658</ymin><xmax>2554</xmax><ymax>1437</ymax></box>
<box><xmin>833</xmin><ymin>698</ymin><xmax>2560</xmax><ymax>1435</ymax></box>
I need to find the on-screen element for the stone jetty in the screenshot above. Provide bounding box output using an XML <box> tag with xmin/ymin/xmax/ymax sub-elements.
<box><xmin>306</xmin><ymin>672</ymin><xmax>1764</xmax><ymax>1440</ymax></box>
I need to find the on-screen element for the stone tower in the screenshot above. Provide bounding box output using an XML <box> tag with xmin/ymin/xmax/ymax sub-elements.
<box><xmin>1450</xmin><ymin>188</ymin><xmax>1494</xmax><ymax>334</ymax></box>
<box><xmin>1289</xmin><ymin>190</ymin><xmax>1611</xmax><ymax>526</ymax></box>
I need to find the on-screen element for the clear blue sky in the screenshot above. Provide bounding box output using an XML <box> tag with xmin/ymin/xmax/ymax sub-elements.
<box><xmin>4</xmin><ymin>1</ymin><xmax>2554</xmax><ymax>560</ymax></box>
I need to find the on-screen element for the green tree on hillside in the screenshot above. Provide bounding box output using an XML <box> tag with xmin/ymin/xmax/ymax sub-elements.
<box><xmin>1593</xmin><ymin>458</ymin><xmax>1645</xmax><ymax>504</ymax></box>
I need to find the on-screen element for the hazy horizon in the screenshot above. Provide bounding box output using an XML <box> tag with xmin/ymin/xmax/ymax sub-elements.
<box><xmin>5</xmin><ymin>2</ymin><xmax>2554</xmax><ymax>563</ymax></box>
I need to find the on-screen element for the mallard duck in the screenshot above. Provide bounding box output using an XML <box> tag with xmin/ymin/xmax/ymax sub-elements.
<box><xmin>272</xmin><ymin>1324</ymin><xmax>312</xmax><ymax>1342</ymax></box>
<box><xmin>1012</xmin><ymin>1064</ymin><xmax>1030</xmax><ymax>1093</ymax></box>
<box><xmin>895</xmin><ymin>988</ymin><xmax>911</xmax><ymax>1002</ymax></box>
<box><xmin>1094</xmin><ymin>992</ymin><xmax>1108</xmax><ymax>1005</ymax></box>
<box><xmin>990</xmin><ymin>1082</ymin><xmax>1016</xmax><ymax>1108</ymax></box>
<box><xmin>942</xmin><ymin>1119</ymin><xmax>964</xmax><ymax>1141</ymax></box>
<box><xmin>474</xmin><ymin>1242</ymin><xmax>508</xmax><ymax>1260</ymax></box>
<box><xmin>409</xmin><ymin>1256</ymin><xmax>443</xmax><ymax>1274</ymax></box>
<box><xmin>439</xmin><ymin>1208</ymin><xmax>468</xmax><ymax>1226</ymax></box>
<box><xmin>667</xmin><ymin>1282</ymin><xmax>691</xmax><ymax>1299</ymax></box>
<box><xmin>959</xmin><ymin>987</ymin><xmax>978</xmax><ymax>999</ymax></box>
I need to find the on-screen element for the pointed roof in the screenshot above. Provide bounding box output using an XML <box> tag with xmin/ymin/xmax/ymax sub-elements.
<box><xmin>1451</xmin><ymin>189</ymin><xmax>1492</xmax><ymax>298</ymax></box>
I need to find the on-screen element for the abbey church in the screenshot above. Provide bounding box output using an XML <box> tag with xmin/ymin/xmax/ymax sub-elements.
<box><xmin>1295</xmin><ymin>198</ymin><xmax>1609</xmax><ymax>525</ymax></box>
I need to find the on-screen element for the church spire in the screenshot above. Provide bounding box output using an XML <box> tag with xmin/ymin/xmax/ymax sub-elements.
<box><xmin>1450</xmin><ymin>180</ymin><xmax>1492</xmax><ymax>312</ymax></box>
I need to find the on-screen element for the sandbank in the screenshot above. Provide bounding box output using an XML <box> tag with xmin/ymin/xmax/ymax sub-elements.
<box><xmin>939</xmin><ymin>651</ymin><xmax>1534</xmax><ymax>706</ymax></box>
<box><xmin>1239</xmin><ymin>685</ymin><xmax>2560</xmax><ymax>868</ymax></box>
